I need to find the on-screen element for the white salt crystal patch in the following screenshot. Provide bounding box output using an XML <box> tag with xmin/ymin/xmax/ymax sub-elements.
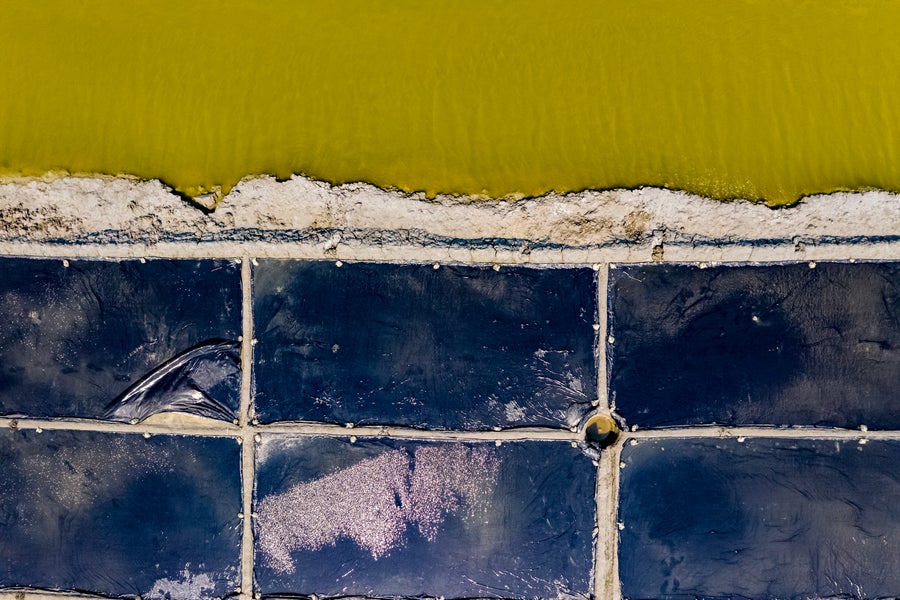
<box><xmin>148</xmin><ymin>565</ymin><xmax>221</xmax><ymax>599</ymax></box>
<box><xmin>256</xmin><ymin>450</ymin><xmax>413</xmax><ymax>573</ymax></box>
<box><xmin>504</xmin><ymin>401</ymin><xmax>527</xmax><ymax>421</ymax></box>
<box><xmin>256</xmin><ymin>445</ymin><xmax>501</xmax><ymax>574</ymax></box>
<box><xmin>407</xmin><ymin>445</ymin><xmax>499</xmax><ymax>541</ymax></box>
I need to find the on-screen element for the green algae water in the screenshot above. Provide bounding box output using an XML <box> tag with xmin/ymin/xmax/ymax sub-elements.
<box><xmin>2</xmin><ymin>1</ymin><xmax>900</xmax><ymax>204</ymax></box>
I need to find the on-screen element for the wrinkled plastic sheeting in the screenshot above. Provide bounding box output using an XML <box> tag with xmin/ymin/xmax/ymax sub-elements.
<box><xmin>608</xmin><ymin>261</ymin><xmax>900</xmax><ymax>428</ymax></box>
<box><xmin>104</xmin><ymin>339</ymin><xmax>241</xmax><ymax>423</ymax></box>
<box><xmin>0</xmin><ymin>429</ymin><xmax>242</xmax><ymax>598</ymax></box>
<box><xmin>252</xmin><ymin>260</ymin><xmax>597</xmax><ymax>429</ymax></box>
<box><xmin>254</xmin><ymin>436</ymin><xmax>596</xmax><ymax>598</ymax></box>
<box><xmin>0</xmin><ymin>257</ymin><xmax>242</xmax><ymax>420</ymax></box>
<box><xmin>618</xmin><ymin>437</ymin><xmax>900</xmax><ymax>599</ymax></box>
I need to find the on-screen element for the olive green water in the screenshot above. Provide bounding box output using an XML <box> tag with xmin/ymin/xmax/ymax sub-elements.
<box><xmin>3</xmin><ymin>1</ymin><xmax>900</xmax><ymax>204</ymax></box>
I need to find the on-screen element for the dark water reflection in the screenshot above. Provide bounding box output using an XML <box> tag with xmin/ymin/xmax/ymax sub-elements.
<box><xmin>619</xmin><ymin>437</ymin><xmax>900</xmax><ymax>599</ymax></box>
<box><xmin>0</xmin><ymin>257</ymin><xmax>242</xmax><ymax>420</ymax></box>
<box><xmin>0</xmin><ymin>429</ymin><xmax>242</xmax><ymax>598</ymax></box>
<box><xmin>254</xmin><ymin>436</ymin><xmax>596</xmax><ymax>598</ymax></box>
<box><xmin>253</xmin><ymin>261</ymin><xmax>597</xmax><ymax>430</ymax></box>
<box><xmin>609</xmin><ymin>262</ymin><xmax>900</xmax><ymax>428</ymax></box>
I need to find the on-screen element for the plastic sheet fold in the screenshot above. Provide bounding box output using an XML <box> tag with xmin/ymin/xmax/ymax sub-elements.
<box><xmin>104</xmin><ymin>339</ymin><xmax>241</xmax><ymax>423</ymax></box>
<box><xmin>0</xmin><ymin>257</ymin><xmax>242</xmax><ymax>420</ymax></box>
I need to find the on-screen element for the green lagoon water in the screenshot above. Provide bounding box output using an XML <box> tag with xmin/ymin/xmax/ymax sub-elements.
<box><xmin>2</xmin><ymin>0</ymin><xmax>899</xmax><ymax>204</ymax></box>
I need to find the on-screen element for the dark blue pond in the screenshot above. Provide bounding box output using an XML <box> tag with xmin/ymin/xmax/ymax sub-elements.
<box><xmin>254</xmin><ymin>436</ymin><xmax>596</xmax><ymax>598</ymax></box>
<box><xmin>0</xmin><ymin>257</ymin><xmax>242</xmax><ymax>422</ymax></box>
<box><xmin>608</xmin><ymin>261</ymin><xmax>900</xmax><ymax>428</ymax></box>
<box><xmin>0</xmin><ymin>429</ymin><xmax>242</xmax><ymax>598</ymax></box>
<box><xmin>252</xmin><ymin>261</ymin><xmax>597</xmax><ymax>429</ymax></box>
<box><xmin>618</xmin><ymin>437</ymin><xmax>900</xmax><ymax>599</ymax></box>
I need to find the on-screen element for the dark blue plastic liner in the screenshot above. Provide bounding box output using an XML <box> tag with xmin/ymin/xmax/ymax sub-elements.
<box><xmin>618</xmin><ymin>437</ymin><xmax>900</xmax><ymax>599</ymax></box>
<box><xmin>0</xmin><ymin>257</ymin><xmax>242</xmax><ymax>421</ymax></box>
<box><xmin>252</xmin><ymin>260</ymin><xmax>597</xmax><ymax>429</ymax></box>
<box><xmin>104</xmin><ymin>339</ymin><xmax>241</xmax><ymax>423</ymax></box>
<box><xmin>254</xmin><ymin>436</ymin><xmax>595</xmax><ymax>598</ymax></box>
<box><xmin>0</xmin><ymin>429</ymin><xmax>241</xmax><ymax>598</ymax></box>
<box><xmin>608</xmin><ymin>261</ymin><xmax>900</xmax><ymax>428</ymax></box>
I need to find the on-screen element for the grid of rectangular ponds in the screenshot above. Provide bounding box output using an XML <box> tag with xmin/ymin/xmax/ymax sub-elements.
<box><xmin>0</xmin><ymin>257</ymin><xmax>898</xmax><ymax>600</ymax></box>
